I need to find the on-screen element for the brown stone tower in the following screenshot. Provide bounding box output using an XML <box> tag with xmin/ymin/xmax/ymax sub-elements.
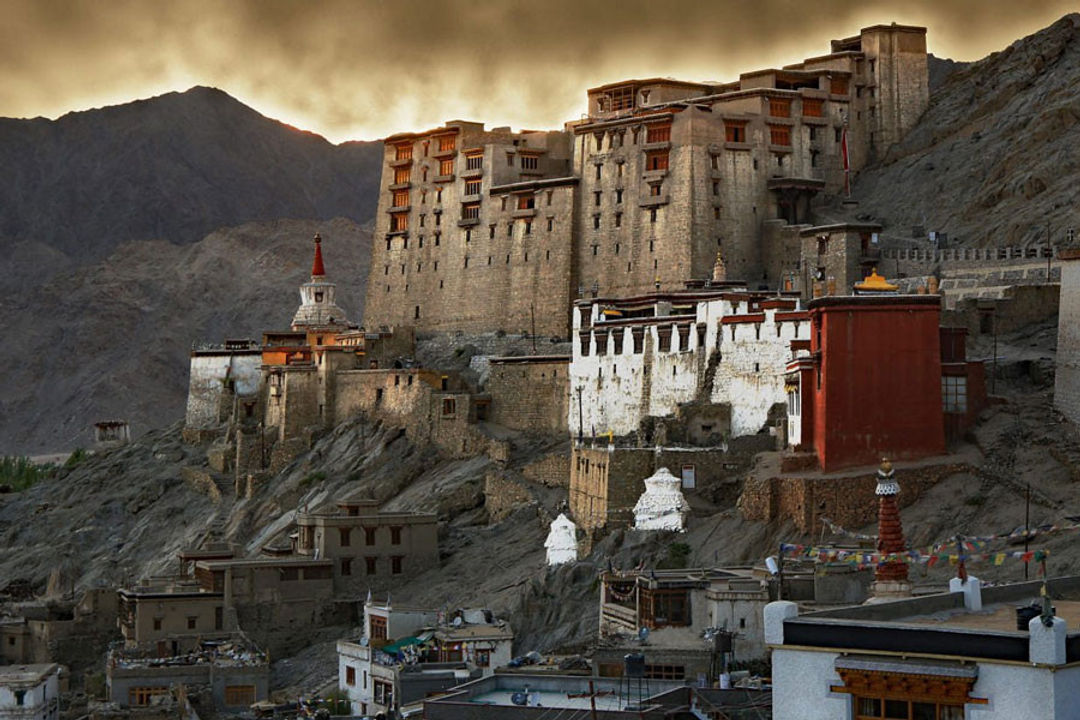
<box><xmin>871</xmin><ymin>458</ymin><xmax>912</xmax><ymax>599</ymax></box>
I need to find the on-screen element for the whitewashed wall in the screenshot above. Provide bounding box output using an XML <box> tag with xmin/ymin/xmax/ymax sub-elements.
<box><xmin>184</xmin><ymin>353</ymin><xmax>262</xmax><ymax>429</ymax></box>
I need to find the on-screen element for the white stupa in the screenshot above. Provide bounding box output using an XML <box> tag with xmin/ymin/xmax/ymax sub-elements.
<box><xmin>633</xmin><ymin>467</ymin><xmax>690</xmax><ymax>531</ymax></box>
<box><xmin>544</xmin><ymin>513</ymin><xmax>578</xmax><ymax>566</ymax></box>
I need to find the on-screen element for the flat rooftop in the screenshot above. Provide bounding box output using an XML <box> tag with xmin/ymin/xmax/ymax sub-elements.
<box><xmin>0</xmin><ymin>664</ymin><xmax>58</xmax><ymax>684</ymax></box>
<box><xmin>906</xmin><ymin>598</ymin><xmax>1080</xmax><ymax>633</ymax></box>
<box><xmin>468</xmin><ymin>687</ymin><xmax>630</xmax><ymax>711</ymax></box>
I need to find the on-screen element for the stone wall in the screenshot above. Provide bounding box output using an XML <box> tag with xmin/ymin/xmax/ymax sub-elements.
<box><xmin>521</xmin><ymin>452</ymin><xmax>570</xmax><ymax>488</ymax></box>
<box><xmin>483</xmin><ymin>472</ymin><xmax>534</xmax><ymax>523</ymax></box>
<box><xmin>184</xmin><ymin>352</ymin><xmax>261</xmax><ymax>430</ymax></box>
<box><xmin>486</xmin><ymin>357</ymin><xmax>570</xmax><ymax>435</ymax></box>
<box><xmin>738</xmin><ymin>461</ymin><xmax>974</xmax><ymax>533</ymax></box>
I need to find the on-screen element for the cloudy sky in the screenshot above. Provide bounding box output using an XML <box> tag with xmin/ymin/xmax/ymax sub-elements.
<box><xmin>2</xmin><ymin>0</ymin><xmax>1076</xmax><ymax>142</ymax></box>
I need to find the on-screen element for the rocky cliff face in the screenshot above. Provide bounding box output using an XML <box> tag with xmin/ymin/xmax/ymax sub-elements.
<box><xmin>849</xmin><ymin>14</ymin><xmax>1080</xmax><ymax>248</ymax></box>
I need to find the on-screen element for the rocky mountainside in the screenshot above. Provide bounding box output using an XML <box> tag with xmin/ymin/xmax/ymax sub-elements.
<box><xmin>0</xmin><ymin>86</ymin><xmax>380</xmax><ymax>264</ymax></box>
<box><xmin>847</xmin><ymin>14</ymin><xmax>1080</xmax><ymax>248</ymax></box>
<box><xmin>0</xmin><ymin>87</ymin><xmax>382</xmax><ymax>453</ymax></box>
<box><xmin>0</xmin><ymin>217</ymin><xmax>370</xmax><ymax>454</ymax></box>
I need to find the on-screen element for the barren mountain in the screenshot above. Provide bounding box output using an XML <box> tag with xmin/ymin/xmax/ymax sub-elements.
<box><xmin>0</xmin><ymin>86</ymin><xmax>380</xmax><ymax>264</ymax></box>
<box><xmin>0</xmin><ymin>217</ymin><xmax>370</xmax><ymax>455</ymax></box>
<box><xmin>847</xmin><ymin>14</ymin><xmax>1080</xmax><ymax>248</ymax></box>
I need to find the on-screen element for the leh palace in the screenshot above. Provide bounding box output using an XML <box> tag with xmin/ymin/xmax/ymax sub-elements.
<box><xmin>12</xmin><ymin>17</ymin><xmax>1080</xmax><ymax>720</ymax></box>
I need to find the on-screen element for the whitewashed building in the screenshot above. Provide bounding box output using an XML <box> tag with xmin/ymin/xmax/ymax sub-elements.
<box><xmin>568</xmin><ymin>286</ymin><xmax>809</xmax><ymax>441</ymax></box>
<box><xmin>766</xmin><ymin>575</ymin><xmax>1080</xmax><ymax>719</ymax></box>
<box><xmin>0</xmin><ymin>664</ymin><xmax>60</xmax><ymax>720</ymax></box>
<box><xmin>338</xmin><ymin>602</ymin><xmax>512</xmax><ymax>717</ymax></box>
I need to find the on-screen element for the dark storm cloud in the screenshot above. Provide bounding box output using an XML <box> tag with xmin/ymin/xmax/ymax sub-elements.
<box><xmin>0</xmin><ymin>0</ymin><xmax>1075</xmax><ymax>141</ymax></box>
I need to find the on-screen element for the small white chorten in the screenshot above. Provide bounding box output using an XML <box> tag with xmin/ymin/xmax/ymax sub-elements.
<box><xmin>545</xmin><ymin>513</ymin><xmax>578</xmax><ymax>566</ymax></box>
<box><xmin>633</xmin><ymin>467</ymin><xmax>690</xmax><ymax>531</ymax></box>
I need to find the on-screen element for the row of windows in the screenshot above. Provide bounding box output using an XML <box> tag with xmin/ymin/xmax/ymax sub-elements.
<box><xmin>337</xmin><ymin>526</ymin><xmax>403</xmax><ymax>547</ymax></box>
<box><xmin>385</xmin><ymin>248</ymin><xmax>557</xmax><ymax>275</ymax></box>
<box><xmin>383</xmin><ymin>218</ymin><xmax>560</xmax><ymax>252</ymax></box>
<box><xmin>339</xmin><ymin>555</ymin><xmax>405</xmax><ymax>576</ymax></box>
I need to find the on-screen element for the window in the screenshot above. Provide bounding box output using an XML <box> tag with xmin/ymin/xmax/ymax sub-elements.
<box><xmin>641</xmin><ymin>588</ymin><xmax>690</xmax><ymax>627</ymax></box>
<box><xmin>442</xmin><ymin>398</ymin><xmax>457</xmax><ymax>416</ymax></box>
<box><xmin>616</xmin><ymin>189</ymin><xmax>623</xmax><ymax>204</ymax></box>
<box><xmin>547</xmin><ymin>218</ymin><xmax>554</xmax><ymax>232</ymax></box>
<box><xmin>615</xmin><ymin>213</ymin><xmax>622</xmax><ymax>228</ymax></box>
<box><xmin>215</xmin><ymin>606</ymin><xmax>223</xmax><ymax>630</ymax></box>
<box><xmin>439</xmin><ymin>158</ymin><xmax>454</xmax><ymax>176</ymax></box>
<box><xmin>646</xmin><ymin>124</ymin><xmax>671</xmax><ymax>143</ymax></box>
<box><xmin>769</xmin><ymin>125</ymin><xmax>791</xmax><ymax>146</ymax></box>
<box><xmin>712</xmin><ymin>181</ymin><xmax>720</xmax><ymax>196</ymax></box>
<box><xmin>437</xmin><ymin>135</ymin><xmax>455</xmax><ymax>152</ymax></box>
<box><xmin>524</xmin><ymin>221</ymin><xmax>531</xmax><ymax>235</ymax></box>
<box><xmin>650</xmin><ymin>208</ymin><xmax>657</xmax><ymax>223</ymax></box>
<box><xmin>475</xmin><ymin>649</ymin><xmax>491</xmax><ymax>667</ymax></box>
<box><xmin>435</xmin><ymin>212</ymin><xmax>441</xmax><ymax>226</ymax></box>
<box><xmin>520</xmin><ymin>155</ymin><xmax>538</xmax><ymax>170</ymax></box>
<box><xmin>394</xmin><ymin>144</ymin><xmax>413</xmax><ymax>161</ymax></box>
<box><xmin>710</xmin><ymin>154</ymin><xmax>719</xmax><ymax>170</ymax></box>
<box><xmin>725</xmin><ymin>121</ymin><xmax>747</xmax><ymax>143</ymax></box>
<box><xmin>340</xmin><ymin>528</ymin><xmax>351</xmax><ymax>547</ymax></box>
<box><xmin>607</xmin><ymin>86</ymin><xmax>633</xmax><ymax>111</ymax></box>
<box><xmin>224</xmin><ymin>685</ymin><xmax>256</xmax><ymax>707</ymax></box>
<box><xmin>803</xmin><ymin>98</ymin><xmax>824</xmax><ymax>117</ymax></box>
<box><xmin>462</xmin><ymin>203</ymin><xmax>480</xmax><ymax>220</ymax></box>
<box><xmin>942</xmin><ymin>376</ymin><xmax>968</xmax><ymax>413</ymax></box>
<box><xmin>341</xmin><ymin>557</ymin><xmax>352</xmax><ymax>576</ymax></box>
<box><xmin>644</xmin><ymin>664</ymin><xmax>685</xmax><ymax>680</ymax></box>
<box><xmin>365</xmin><ymin>556</ymin><xmax>377</xmax><ymax>575</ymax></box>
<box><xmin>830</xmin><ymin>77</ymin><xmax>849</xmax><ymax>95</ymax></box>
<box><xmin>370</xmin><ymin>615</ymin><xmax>387</xmax><ymax>640</ymax></box>
<box><xmin>506</xmin><ymin>152</ymin><xmax>514</xmax><ymax>166</ymax></box>
<box><xmin>594</xmin><ymin>191</ymin><xmax>602</xmax><ymax>206</ymax></box>
<box><xmin>464</xmin><ymin>179</ymin><xmax>482</xmax><ymax>195</ymax></box>
<box><xmin>595</xmin><ymin>164</ymin><xmax>602</xmax><ymax>180</ymax></box>
<box><xmin>649</xmin><ymin>183</ymin><xmax>662</xmax><ymax>197</ymax></box>
<box><xmin>645</xmin><ymin>150</ymin><xmax>669</xmax><ymax>171</ymax></box>
<box><xmin>129</xmin><ymin>687</ymin><xmax>169</xmax><ymax>706</ymax></box>
<box><xmin>465</xmin><ymin>153</ymin><xmax>482</xmax><ymax>170</ymax></box>
<box><xmin>853</xmin><ymin>696</ymin><xmax>964</xmax><ymax>720</ymax></box>
<box><xmin>489</xmin><ymin>224</ymin><xmax>496</xmax><ymax>239</ymax></box>
<box><xmin>390</xmin><ymin>213</ymin><xmax>408</xmax><ymax>232</ymax></box>
<box><xmin>373</xmin><ymin>679</ymin><xmax>394</xmax><ymax>707</ymax></box>
<box><xmin>153</xmin><ymin>618</ymin><xmax>162</xmax><ymax>631</ymax></box>
<box><xmin>365</xmin><ymin>527</ymin><xmax>377</xmax><ymax>545</ymax></box>
<box><xmin>518</xmin><ymin>195</ymin><xmax>535</xmax><ymax>210</ymax></box>
<box><xmin>391</xmin><ymin>526</ymin><xmax>402</xmax><ymax>544</ymax></box>
<box><xmin>187</xmin><ymin>616</ymin><xmax>197</xmax><ymax>630</ymax></box>
<box><xmin>346</xmin><ymin>666</ymin><xmax>356</xmax><ymax>686</ymax></box>
<box><xmin>769</xmin><ymin>98</ymin><xmax>791</xmax><ymax>117</ymax></box>
<box><xmin>391</xmin><ymin>556</ymin><xmax>403</xmax><ymax>574</ymax></box>
<box><xmin>393</xmin><ymin>167</ymin><xmax>410</xmax><ymax>184</ymax></box>
<box><xmin>392</xmin><ymin>190</ymin><xmax>409</xmax><ymax>207</ymax></box>
<box><xmin>593</xmin><ymin>216</ymin><xmax>600</xmax><ymax>229</ymax></box>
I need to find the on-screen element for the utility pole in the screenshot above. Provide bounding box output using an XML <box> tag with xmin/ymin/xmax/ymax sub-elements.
<box><xmin>1025</xmin><ymin>481</ymin><xmax>1031</xmax><ymax>580</ymax></box>
<box><xmin>530</xmin><ymin>303</ymin><xmax>537</xmax><ymax>353</ymax></box>
<box><xmin>577</xmin><ymin>386</ymin><xmax>584</xmax><ymax>446</ymax></box>
<box><xmin>1046</xmin><ymin>222</ymin><xmax>1053</xmax><ymax>282</ymax></box>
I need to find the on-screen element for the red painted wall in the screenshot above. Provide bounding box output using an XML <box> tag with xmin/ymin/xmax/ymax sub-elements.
<box><xmin>809</xmin><ymin>297</ymin><xmax>945</xmax><ymax>471</ymax></box>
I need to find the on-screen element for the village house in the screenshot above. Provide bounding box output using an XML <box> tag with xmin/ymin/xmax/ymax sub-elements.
<box><xmin>117</xmin><ymin>580</ymin><xmax>227</xmax><ymax>656</ymax></box>
<box><xmin>337</xmin><ymin>601</ymin><xmax>513</xmax><ymax>717</ymax></box>
<box><xmin>1054</xmin><ymin>249</ymin><xmax>1080</xmax><ymax>426</ymax></box>
<box><xmin>105</xmin><ymin>638</ymin><xmax>268</xmax><ymax>712</ymax></box>
<box><xmin>421</xmin><ymin>672</ymin><xmax>770</xmax><ymax>719</ymax></box>
<box><xmin>766</xmin><ymin>575</ymin><xmax>1080</xmax><ymax>719</ymax></box>
<box><xmin>364</xmin><ymin>24</ymin><xmax>929</xmax><ymax>337</ymax></box>
<box><xmin>0</xmin><ymin>664</ymin><xmax>60</xmax><ymax>720</ymax></box>
<box><xmin>292</xmin><ymin>497</ymin><xmax>439</xmax><ymax>594</ymax></box>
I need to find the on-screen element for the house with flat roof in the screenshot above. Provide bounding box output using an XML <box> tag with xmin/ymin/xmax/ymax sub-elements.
<box><xmin>766</xmin><ymin>575</ymin><xmax>1080</xmax><ymax>719</ymax></box>
<box><xmin>0</xmin><ymin>664</ymin><xmax>60</xmax><ymax>720</ymax></box>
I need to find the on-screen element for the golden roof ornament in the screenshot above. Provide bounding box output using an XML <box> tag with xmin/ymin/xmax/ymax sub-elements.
<box><xmin>854</xmin><ymin>267</ymin><xmax>899</xmax><ymax>294</ymax></box>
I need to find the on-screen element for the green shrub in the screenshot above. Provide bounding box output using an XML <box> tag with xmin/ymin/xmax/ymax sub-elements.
<box><xmin>64</xmin><ymin>448</ymin><xmax>88</xmax><ymax>469</ymax></box>
<box><xmin>0</xmin><ymin>456</ymin><xmax>55</xmax><ymax>491</ymax></box>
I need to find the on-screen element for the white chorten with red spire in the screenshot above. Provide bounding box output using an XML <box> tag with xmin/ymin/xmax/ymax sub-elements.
<box><xmin>291</xmin><ymin>233</ymin><xmax>351</xmax><ymax>330</ymax></box>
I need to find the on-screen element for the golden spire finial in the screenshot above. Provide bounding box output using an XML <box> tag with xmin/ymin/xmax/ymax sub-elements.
<box><xmin>854</xmin><ymin>267</ymin><xmax>898</xmax><ymax>293</ymax></box>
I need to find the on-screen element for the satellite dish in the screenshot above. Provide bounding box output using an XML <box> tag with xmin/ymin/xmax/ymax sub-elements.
<box><xmin>453</xmin><ymin>616</ymin><xmax>463</xmax><ymax>627</ymax></box>
<box><xmin>510</xmin><ymin>692</ymin><xmax>528</xmax><ymax>706</ymax></box>
<box><xmin>638</xmin><ymin>627</ymin><xmax>650</xmax><ymax>644</ymax></box>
